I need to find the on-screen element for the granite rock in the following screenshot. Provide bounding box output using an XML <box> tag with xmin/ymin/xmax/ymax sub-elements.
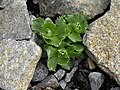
<box><xmin>59</xmin><ymin>80</ymin><xmax>67</xmax><ymax>89</ymax></box>
<box><xmin>0</xmin><ymin>0</ymin><xmax>13</xmax><ymax>8</ymax></box>
<box><xmin>89</xmin><ymin>72</ymin><xmax>105</xmax><ymax>90</ymax></box>
<box><xmin>0</xmin><ymin>39</ymin><xmax>42</xmax><ymax>90</ymax></box>
<box><xmin>38</xmin><ymin>0</ymin><xmax>110</xmax><ymax>19</ymax></box>
<box><xmin>65</xmin><ymin>67</ymin><xmax>78</xmax><ymax>82</ymax></box>
<box><xmin>0</xmin><ymin>0</ymin><xmax>32</xmax><ymax>41</ymax></box>
<box><xmin>54</xmin><ymin>69</ymin><xmax>66</xmax><ymax>81</ymax></box>
<box><xmin>36</xmin><ymin>75</ymin><xmax>59</xmax><ymax>89</ymax></box>
<box><xmin>110</xmin><ymin>87</ymin><xmax>120</xmax><ymax>90</ymax></box>
<box><xmin>83</xmin><ymin>0</ymin><xmax>120</xmax><ymax>85</ymax></box>
<box><xmin>32</xmin><ymin>62</ymin><xmax>48</xmax><ymax>82</ymax></box>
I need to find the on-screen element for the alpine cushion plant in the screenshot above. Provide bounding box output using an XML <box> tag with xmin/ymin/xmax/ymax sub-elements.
<box><xmin>32</xmin><ymin>13</ymin><xmax>88</xmax><ymax>71</ymax></box>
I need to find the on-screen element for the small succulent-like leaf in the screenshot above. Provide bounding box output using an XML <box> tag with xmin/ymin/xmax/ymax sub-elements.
<box><xmin>46</xmin><ymin>46</ymin><xmax>58</xmax><ymax>59</ymax></box>
<box><xmin>32</xmin><ymin>17</ymin><xmax>44</xmax><ymax>34</ymax></box>
<box><xmin>58</xmin><ymin>48</ymin><xmax>69</xmax><ymax>59</ymax></box>
<box><xmin>44</xmin><ymin>36</ymin><xmax>61</xmax><ymax>47</ymax></box>
<box><xmin>54</xmin><ymin>17</ymin><xmax>67</xmax><ymax>41</ymax></box>
<box><xmin>67</xmin><ymin>43</ymin><xmax>84</xmax><ymax>57</ymax></box>
<box><xmin>43</xmin><ymin>18</ymin><xmax>56</xmax><ymax>31</ymax></box>
<box><xmin>68</xmin><ymin>32</ymin><xmax>82</xmax><ymax>42</ymax></box>
<box><xmin>47</xmin><ymin>57</ymin><xmax>58</xmax><ymax>71</ymax></box>
<box><xmin>46</xmin><ymin>46</ymin><xmax>58</xmax><ymax>71</ymax></box>
<box><xmin>78</xmin><ymin>14</ymin><xmax>88</xmax><ymax>34</ymax></box>
<box><xmin>57</xmin><ymin>58</ymin><xmax>70</xmax><ymax>70</ymax></box>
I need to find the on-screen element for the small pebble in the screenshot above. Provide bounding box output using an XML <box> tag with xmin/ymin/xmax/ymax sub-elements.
<box><xmin>59</xmin><ymin>80</ymin><xmax>67</xmax><ymax>89</ymax></box>
<box><xmin>54</xmin><ymin>69</ymin><xmax>66</xmax><ymax>81</ymax></box>
<box><xmin>65</xmin><ymin>67</ymin><xmax>78</xmax><ymax>82</ymax></box>
<box><xmin>89</xmin><ymin>72</ymin><xmax>105</xmax><ymax>90</ymax></box>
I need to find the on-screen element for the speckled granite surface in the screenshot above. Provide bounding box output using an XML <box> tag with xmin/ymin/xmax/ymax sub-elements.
<box><xmin>0</xmin><ymin>39</ymin><xmax>42</xmax><ymax>90</ymax></box>
<box><xmin>83</xmin><ymin>0</ymin><xmax>120</xmax><ymax>84</ymax></box>
<box><xmin>38</xmin><ymin>0</ymin><xmax>110</xmax><ymax>19</ymax></box>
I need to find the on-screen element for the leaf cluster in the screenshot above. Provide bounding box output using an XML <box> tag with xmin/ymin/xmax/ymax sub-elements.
<box><xmin>32</xmin><ymin>13</ymin><xmax>88</xmax><ymax>71</ymax></box>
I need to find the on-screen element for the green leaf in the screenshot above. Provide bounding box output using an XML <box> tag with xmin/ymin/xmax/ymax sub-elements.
<box><xmin>54</xmin><ymin>17</ymin><xmax>67</xmax><ymax>41</ymax></box>
<box><xmin>46</xmin><ymin>46</ymin><xmax>58</xmax><ymax>59</ymax></box>
<box><xmin>78</xmin><ymin>14</ymin><xmax>88</xmax><ymax>34</ymax></box>
<box><xmin>44</xmin><ymin>36</ymin><xmax>61</xmax><ymax>47</ymax></box>
<box><xmin>64</xmin><ymin>13</ymin><xmax>82</xmax><ymax>23</ymax></box>
<box><xmin>64</xmin><ymin>13</ymin><xmax>88</xmax><ymax>34</ymax></box>
<box><xmin>67</xmin><ymin>43</ymin><xmax>84</xmax><ymax>57</ymax></box>
<box><xmin>57</xmin><ymin>58</ymin><xmax>70</xmax><ymax>70</ymax></box>
<box><xmin>73</xmin><ymin>22</ymin><xmax>82</xmax><ymax>34</ymax></box>
<box><xmin>58</xmin><ymin>48</ymin><xmax>69</xmax><ymax>59</ymax></box>
<box><xmin>32</xmin><ymin>17</ymin><xmax>44</xmax><ymax>34</ymax></box>
<box><xmin>71</xmin><ymin>43</ymin><xmax>84</xmax><ymax>53</ymax></box>
<box><xmin>65</xmin><ymin>23</ymin><xmax>73</xmax><ymax>35</ymax></box>
<box><xmin>43</xmin><ymin>18</ymin><xmax>56</xmax><ymax>31</ymax></box>
<box><xmin>46</xmin><ymin>46</ymin><xmax>58</xmax><ymax>71</ymax></box>
<box><xmin>47</xmin><ymin>57</ymin><xmax>58</xmax><ymax>71</ymax></box>
<box><xmin>68</xmin><ymin>32</ymin><xmax>82</xmax><ymax>42</ymax></box>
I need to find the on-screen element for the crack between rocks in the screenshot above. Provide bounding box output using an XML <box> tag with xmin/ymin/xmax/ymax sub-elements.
<box><xmin>0</xmin><ymin>7</ymin><xmax>4</xmax><ymax>10</ymax></box>
<box><xmin>15</xmin><ymin>38</ymin><xmax>30</xmax><ymax>41</ymax></box>
<box><xmin>88</xmin><ymin>2</ymin><xmax>111</xmax><ymax>24</ymax></box>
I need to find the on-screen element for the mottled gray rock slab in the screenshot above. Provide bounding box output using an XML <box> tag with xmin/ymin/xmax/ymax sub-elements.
<box><xmin>36</xmin><ymin>75</ymin><xmax>59</xmax><ymax>89</ymax></box>
<box><xmin>89</xmin><ymin>72</ymin><xmax>105</xmax><ymax>90</ymax></box>
<box><xmin>0</xmin><ymin>39</ymin><xmax>42</xmax><ymax>90</ymax></box>
<box><xmin>38</xmin><ymin>0</ymin><xmax>110</xmax><ymax>18</ymax></box>
<box><xmin>32</xmin><ymin>62</ymin><xmax>48</xmax><ymax>82</ymax></box>
<box><xmin>59</xmin><ymin>80</ymin><xmax>67</xmax><ymax>89</ymax></box>
<box><xmin>83</xmin><ymin>0</ymin><xmax>120</xmax><ymax>85</ymax></box>
<box><xmin>65</xmin><ymin>67</ymin><xmax>77</xmax><ymax>82</ymax></box>
<box><xmin>110</xmin><ymin>87</ymin><xmax>120</xmax><ymax>90</ymax></box>
<box><xmin>0</xmin><ymin>0</ymin><xmax>13</xmax><ymax>8</ymax></box>
<box><xmin>54</xmin><ymin>69</ymin><xmax>65</xmax><ymax>81</ymax></box>
<box><xmin>0</xmin><ymin>0</ymin><xmax>32</xmax><ymax>40</ymax></box>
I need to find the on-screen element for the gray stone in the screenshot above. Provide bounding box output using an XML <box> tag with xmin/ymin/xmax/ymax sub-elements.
<box><xmin>59</xmin><ymin>80</ymin><xmax>67</xmax><ymax>89</ymax></box>
<box><xmin>32</xmin><ymin>62</ymin><xmax>48</xmax><ymax>82</ymax></box>
<box><xmin>87</xmin><ymin>58</ymin><xmax>96</xmax><ymax>70</ymax></box>
<box><xmin>0</xmin><ymin>39</ymin><xmax>42</xmax><ymax>90</ymax></box>
<box><xmin>0</xmin><ymin>0</ymin><xmax>13</xmax><ymax>8</ymax></box>
<box><xmin>38</xmin><ymin>0</ymin><xmax>110</xmax><ymax>19</ymax></box>
<box><xmin>65</xmin><ymin>67</ymin><xmax>77</xmax><ymax>82</ymax></box>
<box><xmin>71</xmin><ymin>57</ymin><xmax>82</xmax><ymax>67</ymax></box>
<box><xmin>65</xmin><ymin>86</ymin><xmax>72</xmax><ymax>90</ymax></box>
<box><xmin>33</xmin><ymin>0</ymin><xmax>38</xmax><ymax>4</ymax></box>
<box><xmin>88</xmin><ymin>72</ymin><xmax>105</xmax><ymax>90</ymax></box>
<box><xmin>110</xmin><ymin>87</ymin><xmax>120</xmax><ymax>90</ymax></box>
<box><xmin>32</xmin><ymin>86</ymin><xmax>42</xmax><ymax>90</ymax></box>
<box><xmin>54</xmin><ymin>69</ymin><xmax>66</xmax><ymax>81</ymax></box>
<box><xmin>36</xmin><ymin>75</ymin><xmax>59</xmax><ymax>89</ymax></box>
<box><xmin>83</xmin><ymin>0</ymin><xmax>120</xmax><ymax>85</ymax></box>
<box><xmin>0</xmin><ymin>0</ymin><xmax>32</xmax><ymax>41</ymax></box>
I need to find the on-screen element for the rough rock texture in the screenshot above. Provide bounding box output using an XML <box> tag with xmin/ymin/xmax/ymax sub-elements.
<box><xmin>32</xmin><ymin>62</ymin><xmax>48</xmax><ymax>82</ymax></box>
<box><xmin>36</xmin><ymin>75</ymin><xmax>59</xmax><ymax>89</ymax></box>
<box><xmin>0</xmin><ymin>0</ymin><xmax>13</xmax><ymax>8</ymax></box>
<box><xmin>110</xmin><ymin>87</ymin><xmax>120</xmax><ymax>90</ymax></box>
<box><xmin>0</xmin><ymin>39</ymin><xmax>42</xmax><ymax>90</ymax></box>
<box><xmin>83</xmin><ymin>0</ymin><xmax>120</xmax><ymax>85</ymax></box>
<box><xmin>0</xmin><ymin>0</ymin><xmax>32</xmax><ymax>41</ymax></box>
<box><xmin>59</xmin><ymin>80</ymin><xmax>67</xmax><ymax>89</ymax></box>
<box><xmin>38</xmin><ymin>0</ymin><xmax>110</xmax><ymax>18</ymax></box>
<box><xmin>88</xmin><ymin>72</ymin><xmax>105</xmax><ymax>90</ymax></box>
<box><xmin>65</xmin><ymin>67</ymin><xmax>78</xmax><ymax>82</ymax></box>
<box><xmin>54</xmin><ymin>69</ymin><xmax>66</xmax><ymax>81</ymax></box>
